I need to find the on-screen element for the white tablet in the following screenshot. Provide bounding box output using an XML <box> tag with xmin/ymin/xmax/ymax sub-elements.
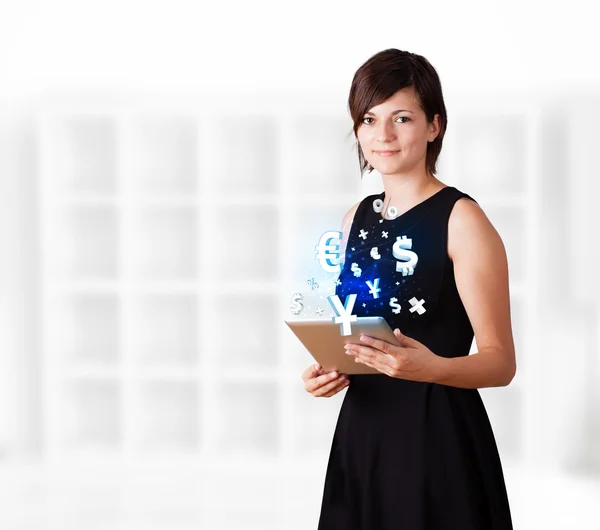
<box><xmin>285</xmin><ymin>316</ymin><xmax>401</xmax><ymax>375</ymax></box>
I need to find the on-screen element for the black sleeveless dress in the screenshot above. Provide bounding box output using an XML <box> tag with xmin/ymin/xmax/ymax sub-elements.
<box><xmin>317</xmin><ymin>185</ymin><xmax>514</xmax><ymax>530</ymax></box>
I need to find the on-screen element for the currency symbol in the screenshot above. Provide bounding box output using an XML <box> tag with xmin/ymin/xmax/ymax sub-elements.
<box><xmin>366</xmin><ymin>278</ymin><xmax>381</xmax><ymax>299</ymax></box>
<box><xmin>392</xmin><ymin>235</ymin><xmax>419</xmax><ymax>276</ymax></box>
<box><xmin>315</xmin><ymin>230</ymin><xmax>342</xmax><ymax>273</ymax></box>
<box><xmin>370</xmin><ymin>247</ymin><xmax>381</xmax><ymax>260</ymax></box>
<box><xmin>327</xmin><ymin>294</ymin><xmax>358</xmax><ymax>336</ymax></box>
<box><xmin>350</xmin><ymin>262</ymin><xmax>362</xmax><ymax>277</ymax></box>
<box><xmin>290</xmin><ymin>293</ymin><xmax>304</xmax><ymax>315</ymax></box>
<box><xmin>389</xmin><ymin>297</ymin><xmax>401</xmax><ymax>314</ymax></box>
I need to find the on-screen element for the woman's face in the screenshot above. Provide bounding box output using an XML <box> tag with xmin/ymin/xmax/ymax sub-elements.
<box><xmin>356</xmin><ymin>86</ymin><xmax>440</xmax><ymax>176</ymax></box>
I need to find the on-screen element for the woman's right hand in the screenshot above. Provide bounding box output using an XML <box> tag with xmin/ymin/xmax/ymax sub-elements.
<box><xmin>302</xmin><ymin>364</ymin><xmax>350</xmax><ymax>398</ymax></box>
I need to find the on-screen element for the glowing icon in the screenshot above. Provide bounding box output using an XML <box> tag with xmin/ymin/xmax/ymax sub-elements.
<box><xmin>408</xmin><ymin>297</ymin><xmax>426</xmax><ymax>315</ymax></box>
<box><xmin>389</xmin><ymin>297</ymin><xmax>401</xmax><ymax>314</ymax></box>
<box><xmin>290</xmin><ymin>293</ymin><xmax>304</xmax><ymax>315</ymax></box>
<box><xmin>373</xmin><ymin>197</ymin><xmax>397</xmax><ymax>219</ymax></box>
<box><xmin>366</xmin><ymin>278</ymin><xmax>381</xmax><ymax>299</ymax></box>
<box><xmin>315</xmin><ymin>230</ymin><xmax>342</xmax><ymax>273</ymax></box>
<box><xmin>327</xmin><ymin>293</ymin><xmax>358</xmax><ymax>336</ymax></box>
<box><xmin>307</xmin><ymin>277</ymin><xmax>319</xmax><ymax>290</ymax></box>
<box><xmin>381</xmin><ymin>231</ymin><xmax>389</xmax><ymax>238</ymax></box>
<box><xmin>350</xmin><ymin>263</ymin><xmax>362</xmax><ymax>277</ymax></box>
<box><xmin>370</xmin><ymin>247</ymin><xmax>381</xmax><ymax>260</ymax></box>
<box><xmin>392</xmin><ymin>235</ymin><xmax>419</xmax><ymax>276</ymax></box>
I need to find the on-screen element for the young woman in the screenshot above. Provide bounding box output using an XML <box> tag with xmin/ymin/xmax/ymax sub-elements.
<box><xmin>301</xmin><ymin>49</ymin><xmax>516</xmax><ymax>529</ymax></box>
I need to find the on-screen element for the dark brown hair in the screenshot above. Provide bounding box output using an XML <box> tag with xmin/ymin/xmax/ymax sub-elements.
<box><xmin>347</xmin><ymin>49</ymin><xmax>447</xmax><ymax>178</ymax></box>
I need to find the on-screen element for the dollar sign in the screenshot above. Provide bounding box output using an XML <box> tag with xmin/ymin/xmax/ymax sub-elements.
<box><xmin>290</xmin><ymin>293</ymin><xmax>304</xmax><ymax>315</ymax></box>
<box><xmin>389</xmin><ymin>297</ymin><xmax>401</xmax><ymax>314</ymax></box>
<box><xmin>392</xmin><ymin>235</ymin><xmax>419</xmax><ymax>276</ymax></box>
<box><xmin>350</xmin><ymin>262</ymin><xmax>362</xmax><ymax>277</ymax></box>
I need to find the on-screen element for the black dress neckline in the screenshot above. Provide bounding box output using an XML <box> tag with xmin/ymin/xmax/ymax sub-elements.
<box><xmin>377</xmin><ymin>185</ymin><xmax>453</xmax><ymax>221</ymax></box>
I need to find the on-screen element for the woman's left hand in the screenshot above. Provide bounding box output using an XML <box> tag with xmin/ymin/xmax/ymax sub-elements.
<box><xmin>344</xmin><ymin>328</ymin><xmax>440</xmax><ymax>383</ymax></box>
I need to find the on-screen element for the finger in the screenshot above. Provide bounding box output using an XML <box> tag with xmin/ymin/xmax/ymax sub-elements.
<box><xmin>355</xmin><ymin>354</ymin><xmax>394</xmax><ymax>377</ymax></box>
<box><xmin>313</xmin><ymin>379</ymin><xmax>342</xmax><ymax>397</ymax></box>
<box><xmin>321</xmin><ymin>382</ymin><xmax>350</xmax><ymax>397</ymax></box>
<box><xmin>359</xmin><ymin>334</ymin><xmax>396</xmax><ymax>355</ymax></box>
<box><xmin>316</xmin><ymin>376</ymin><xmax>350</xmax><ymax>397</ymax></box>
<box><xmin>313</xmin><ymin>371</ymin><xmax>345</xmax><ymax>391</ymax></box>
<box><xmin>318</xmin><ymin>380</ymin><xmax>349</xmax><ymax>397</ymax></box>
<box><xmin>303</xmin><ymin>364</ymin><xmax>321</xmax><ymax>382</ymax></box>
<box><xmin>347</xmin><ymin>344</ymin><xmax>380</xmax><ymax>362</ymax></box>
<box><xmin>393</xmin><ymin>328</ymin><xmax>416</xmax><ymax>347</ymax></box>
<box><xmin>310</xmin><ymin>370</ymin><xmax>341</xmax><ymax>392</ymax></box>
<box><xmin>313</xmin><ymin>364</ymin><xmax>322</xmax><ymax>376</ymax></box>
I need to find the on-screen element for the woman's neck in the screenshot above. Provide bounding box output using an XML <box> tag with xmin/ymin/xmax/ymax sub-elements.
<box><xmin>381</xmin><ymin>173</ymin><xmax>444</xmax><ymax>210</ymax></box>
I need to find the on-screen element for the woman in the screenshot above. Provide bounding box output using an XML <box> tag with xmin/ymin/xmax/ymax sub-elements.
<box><xmin>301</xmin><ymin>49</ymin><xmax>516</xmax><ymax>529</ymax></box>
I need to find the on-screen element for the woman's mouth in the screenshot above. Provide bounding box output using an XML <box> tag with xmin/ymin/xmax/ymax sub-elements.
<box><xmin>374</xmin><ymin>150</ymin><xmax>399</xmax><ymax>157</ymax></box>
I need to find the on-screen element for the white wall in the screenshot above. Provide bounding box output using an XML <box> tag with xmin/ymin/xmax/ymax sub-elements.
<box><xmin>2</xmin><ymin>0</ymin><xmax>599</xmax><ymax>100</ymax></box>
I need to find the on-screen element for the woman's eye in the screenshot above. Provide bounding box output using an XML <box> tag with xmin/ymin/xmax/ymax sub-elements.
<box><xmin>361</xmin><ymin>116</ymin><xmax>410</xmax><ymax>125</ymax></box>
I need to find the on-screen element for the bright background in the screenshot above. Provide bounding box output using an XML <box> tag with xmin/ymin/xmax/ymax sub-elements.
<box><xmin>1</xmin><ymin>1</ymin><xmax>600</xmax><ymax>529</ymax></box>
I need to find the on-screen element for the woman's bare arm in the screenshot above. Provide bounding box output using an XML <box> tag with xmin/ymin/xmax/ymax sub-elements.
<box><xmin>432</xmin><ymin>198</ymin><xmax>517</xmax><ymax>388</ymax></box>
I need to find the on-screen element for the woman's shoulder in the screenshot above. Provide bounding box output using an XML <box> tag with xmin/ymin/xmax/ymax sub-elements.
<box><xmin>341</xmin><ymin>200</ymin><xmax>361</xmax><ymax>233</ymax></box>
<box><xmin>449</xmin><ymin>185</ymin><xmax>478</xmax><ymax>205</ymax></box>
<box><xmin>448</xmin><ymin>187</ymin><xmax>484</xmax><ymax>229</ymax></box>
<box><xmin>447</xmin><ymin>190</ymin><xmax>501</xmax><ymax>263</ymax></box>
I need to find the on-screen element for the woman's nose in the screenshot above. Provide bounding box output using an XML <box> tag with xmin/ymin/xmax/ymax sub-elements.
<box><xmin>376</xmin><ymin>122</ymin><xmax>396</xmax><ymax>142</ymax></box>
